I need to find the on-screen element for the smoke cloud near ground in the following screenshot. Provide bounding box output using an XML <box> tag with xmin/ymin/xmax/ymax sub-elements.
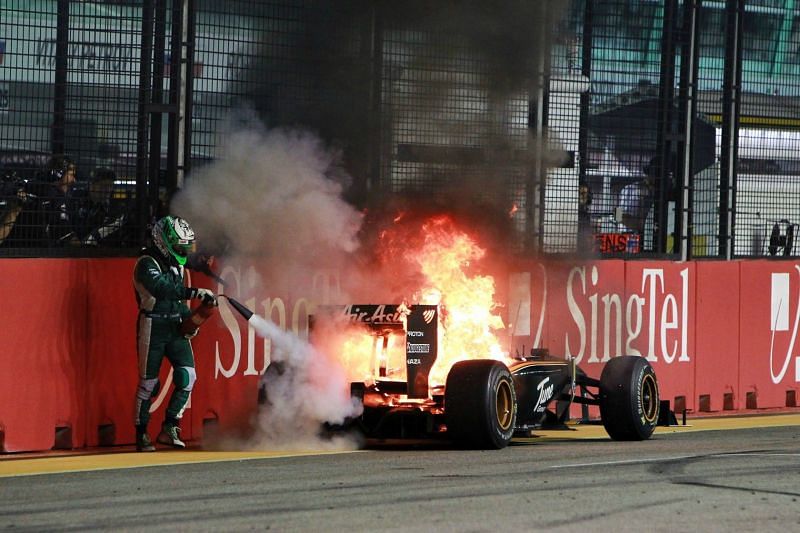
<box><xmin>172</xmin><ymin>114</ymin><xmax>370</xmax><ymax>450</ymax></box>
<box><xmin>245</xmin><ymin>315</ymin><xmax>364</xmax><ymax>450</ymax></box>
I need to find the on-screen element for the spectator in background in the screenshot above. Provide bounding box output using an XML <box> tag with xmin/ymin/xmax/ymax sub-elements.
<box><xmin>0</xmin><ymin>172</ymin><xmax>30</xmax><ymax>246</ymax></box>
<box><xmin>0</xmin><ymin>202</ymin><xmax>22</xmax><ymax>245</ymax></box>
<box><xmin>577</xmin><ymin>181</ymin><xmax>595</xmax><ymax>252</ymax></box>
<box><xmin>81</xmin><ymin>168</ymin><xmax>130</xmax><ymax>246</ymax></box>
<box><xmin>37</xmin><ymin>155</ymin><xmax>86</xmax><ymax>246</ymax></box>
<box><xmin>0</xmin><ymin>155</ymin><xmax>80</xmax><ymax>247</ymax></box>
<box><xmin>618</xmin><ymin>158</ymin><xmax>657</xmax><ymax>240</ymax></box>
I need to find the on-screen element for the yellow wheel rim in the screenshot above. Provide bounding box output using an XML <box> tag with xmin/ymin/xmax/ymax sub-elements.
<box><xmin>641</xmin><ymin>374</ymin><xmax>659</xmax><ymax>423</ymax></box>
<box><xmin>496</xmin><ymin>379</ymin><xmax>514</xmax><ymax>431</ymax></box>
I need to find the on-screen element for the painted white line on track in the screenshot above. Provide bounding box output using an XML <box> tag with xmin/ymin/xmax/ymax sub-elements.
<box><xmin>548</xmin><ymin>455</ymin><xmax>696</xmax><ymax>469</ymax></box>
<box><xmin>711</xmin><ymin>452</ymin><xmax>800</xmax><ymax>458</ymax></box>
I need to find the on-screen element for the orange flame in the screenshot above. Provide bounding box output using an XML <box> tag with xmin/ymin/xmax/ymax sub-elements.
<box><xmin>322</xmin><ymin>214</ymin><xmax>509</xmax><ymax>391</ymax></box>
<box><xmin>409</xmin><ymin>216</ymin><xmax>507</xmax><ymax>384</ymax></box>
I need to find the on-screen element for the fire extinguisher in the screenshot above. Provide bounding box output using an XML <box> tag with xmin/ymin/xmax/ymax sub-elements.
<box><xmin>180</xmin><ymin>302</ymin><xmax>217</xmax><ymax>337</ymax></box>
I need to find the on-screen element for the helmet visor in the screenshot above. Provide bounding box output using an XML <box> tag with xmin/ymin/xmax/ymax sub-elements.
<box><xmin>173</xmin><ymin>239</ymin><xmax>196</xmax><ymax>259</ymax></box>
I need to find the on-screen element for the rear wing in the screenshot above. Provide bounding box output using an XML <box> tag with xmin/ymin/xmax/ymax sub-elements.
<box><xmin>311</xmin><ymin>304</ymin><xmax>439</xmax><ymax>398</ymax></box>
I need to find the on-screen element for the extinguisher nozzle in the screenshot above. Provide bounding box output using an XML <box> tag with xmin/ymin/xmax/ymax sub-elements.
<box><xmin>221</xmin><ymin>295</ymin><xmax>254</xmax><ymax>321</ymax></box>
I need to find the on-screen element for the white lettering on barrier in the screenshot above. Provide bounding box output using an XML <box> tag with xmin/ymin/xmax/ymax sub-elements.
<box><xmin>215</xmin><ymin>266</ymin><xmax>275</xmax><ymax>379</ymax></box>
<box><xmin>215</xmin><ymin>266</ymin><xmax>243</xmax><ymax>379</ymax></box>
<box><xmin>205</xmin><ymin>263</ymin><xmax>798</xmax><ymax>392</ymax></box>
<box><xmin>511</xmin><ymin>266</ymin><xmax>547</xmax><ymax>350</ymax></box>
<box><xmin>769</xmin><ymin>267</ymin><xmax>800</xmax><ymax>384</ymax></box>
<box><xmin>601</xmin><ymin>292</ymin><xmax>623</xmax><ymax>362</ymax></box>
<box><xmin>566</xmin><ymin>266</ymin><xmax>586</xmax><ymax>362</ymax></box>
<box><xmin>214</xmin><ymin>267</ymin><xmax>341</xmax><ymax>380</ymax></box>
<box><xmin>509</xmin><ymin>272</ymin><xmax>532</xmax><ymax>337</ymax></box>
<box><xmin>566</xmin><ymin>266</ymin><xmax>690</xmax><ymax>364</ymax></box>
<box><xmin>213</xmin><ymin>264</ymin><xmax>697</xmax><ymax>380</ymax></box>
<box><xmin>534</xmin><ymin>264</ymin><xmax>547</xmax><ymax>350</ymax></box>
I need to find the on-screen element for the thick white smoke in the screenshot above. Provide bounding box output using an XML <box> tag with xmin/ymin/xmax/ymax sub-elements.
<box><xmin>246</xmin><ymin>315</ymin><xmax>363</xmax><ymax>450</ymax></box>
<box><xmin>172</xmin><ymin>114</ymin><xmax>363</xmax><ymax>270</ymax></box>
<box><xmin>172</xmin><ymin>115</ymin><xmax>366</xmax><ymax>450</ymax></box>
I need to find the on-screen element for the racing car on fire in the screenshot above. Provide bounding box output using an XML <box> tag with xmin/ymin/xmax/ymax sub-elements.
<box><xmin>311</xmin><ymin>303</ymin><xmax>662</xmax><ymax>449</ymax></box>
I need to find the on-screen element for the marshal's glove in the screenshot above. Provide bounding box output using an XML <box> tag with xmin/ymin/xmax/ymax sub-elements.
<box><xmin>191</xmin><ymin>287</ymin><xmax>218</xmax><ymax>307</ymax></box>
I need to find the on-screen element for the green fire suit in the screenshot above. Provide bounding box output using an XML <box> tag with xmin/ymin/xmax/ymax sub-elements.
<box><xmin>132</xmin><ymin>248</ymin><xmax>198</xmax><ymax>432</ymax></box>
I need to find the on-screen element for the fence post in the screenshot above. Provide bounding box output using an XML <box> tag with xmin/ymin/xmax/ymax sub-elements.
<box><xmin>677</xmin><ymin>0</ymin><xmax>701</xmax><ymax>261</ymax></box>
<box><xmin>183</xmin><ymin>0</ymin><xmax>196</xmax><ymax>181</ymax></box>
<box><xmin>526</xmin><ymin>0</ymin><xmax>551</xmax><ymax>255</ymax></box>
<box><xmin>719</xmin><ymin>0</ymin><xmax>744</xmax><ymax>259</ymax></box>
<box><xmin>52</xmin><ymin>0</ymin><xmax>69</xmax><ymax>156</ymax></box>
<box><xmin>654</xmin><ymin>0</ymin><xmax>678</xmax><ymax>255</ymax></box>
<box><xmin>136</xmin><ymin>0</ymin><xmax>155</xmax><ymax>241</ymax></box>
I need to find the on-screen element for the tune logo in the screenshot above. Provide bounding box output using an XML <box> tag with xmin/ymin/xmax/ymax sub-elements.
<box><xmin>532</xmin><ymin>377</ymin><xmax>554</xmax><ymax>413</ymax></box>
<box><xmin>769</xmin><ymin>269</ymin><xmax>800</xmax><ymax>384</ymax></box>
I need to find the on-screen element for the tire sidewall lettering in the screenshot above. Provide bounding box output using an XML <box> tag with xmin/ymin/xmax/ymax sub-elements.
<box><xmin>634</xmin><ymin>364</ymin><xmax>659</xmax><ymax>427</ymax></box>
<box><xmin>634</xmin><ymin>364</ymin><xmax>646</xmax><ymax>424</ymax></box>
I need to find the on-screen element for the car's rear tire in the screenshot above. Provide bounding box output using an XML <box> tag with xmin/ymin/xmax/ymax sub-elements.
<box><xmin>599</xmin><ymin>356</ymin><xmax>660</xmax><ymax>440</ymax></box>
<box><xmin>445</xmin><ymin>360</ymin><xmax>516</xmax><ymax>449</ymax></box>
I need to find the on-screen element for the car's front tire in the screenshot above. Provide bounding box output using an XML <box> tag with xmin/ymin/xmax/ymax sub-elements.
<box><xmin>599</xmin><ymin>356</ymin><xmax>660</xmax><ymax>440</ymax></box>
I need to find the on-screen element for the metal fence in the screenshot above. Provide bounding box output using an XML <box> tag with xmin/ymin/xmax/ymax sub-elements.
<box><xmin>2</xmin><ymin>0</ymin><xmax>800</xmax><ymax>258</ymax></box>
<box><xmin>1</xmin><ymin>0</ymin><xmax>144</xmax><ymax>253</ymax></box>
<box><xmin>578</xmin><ymin>0</ymin><xmax>800</xmax><ymax>258</ymax></box>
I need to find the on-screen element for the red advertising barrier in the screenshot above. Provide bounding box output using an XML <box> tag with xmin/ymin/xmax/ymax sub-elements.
<box><xmin>739</xmin><ymin>261</ymin><xmax>800</xmax><ymax>410</ymax></box>
<box><xmin>0</xmin><ymin>259</ymin><xmax>264</xmax><ymax>452</ymax></box>
<box><xmin>188</xmin><ymin>293</ymin><xmax>263</xmax><ymax>441</ymax></box>
<box><xmin>540</xmin><ymin>260</ymin><xmax>628</xmax><ymax>419</ymax></box>
<box><xmin>0</xmin><ymin>259</ymin><xmax>88</xmax><ymax>452</ymax></box>
<box><xmin>694</xmin><ymin>262</ymin><xmax>740</xmax><ymax>412</ymax></box>
<box><xmin>84</xmin><ymin>259</ymin><xmax>139</xmax><ymax>447</ymax></box>
<box><xmin>1</xmin><ymin>257</ymin><xmax>799</xmax><ymax>453</ymax></box>
<box><xmin>185</xmin><ymin>267</ymin><xmax>284</xmax><ymax>442</ymax></box>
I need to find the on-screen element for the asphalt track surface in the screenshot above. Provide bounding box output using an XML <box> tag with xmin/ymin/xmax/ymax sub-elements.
<box><xmin>1</xmin><ymin>414</ymin><xmax>799</xmax><ymax>532</ymax></box>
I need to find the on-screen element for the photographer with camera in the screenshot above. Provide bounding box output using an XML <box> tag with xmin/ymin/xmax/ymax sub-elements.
<box><xmin>38</xmin><ymin>155</ymin><xmax>85</xmax><ymax>246</ymax></box>
<box><xmin>0</xmin><ymin>171</ymin><xmax>36</xmax><ymax>246</ymax></box>
<box><xmin>81</xmin><ymin>168</ymin><xmax>131</xmax><ymax>246</ymax></box>
<box><xmin>0</xmin><ymin>154</ymin><xmax>85</xmax><ymax>247</ymax></box>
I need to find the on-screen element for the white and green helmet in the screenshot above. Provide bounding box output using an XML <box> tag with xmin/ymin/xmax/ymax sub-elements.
<box><xmin>153</xmin><ymin>215</ymin><xmax>195</xmax><ymax>266</ymax></box>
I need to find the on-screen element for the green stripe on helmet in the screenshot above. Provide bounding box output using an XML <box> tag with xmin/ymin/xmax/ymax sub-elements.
<box><xmin>162</xmin><ymin>216</ymin><xmax>194</xmax><ymax>265</ymax></box>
